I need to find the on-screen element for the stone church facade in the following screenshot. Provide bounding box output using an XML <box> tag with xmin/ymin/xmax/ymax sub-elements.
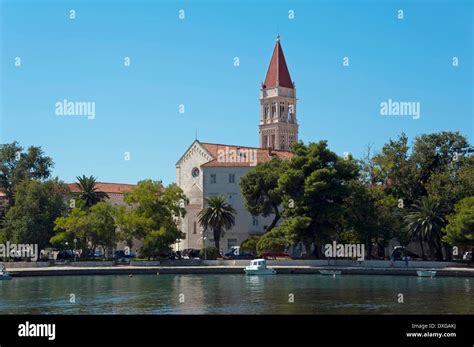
<box><xmin>175</xmin><ymin>36</ymin><xmax>298</xmax><ymax>253</ymax></box>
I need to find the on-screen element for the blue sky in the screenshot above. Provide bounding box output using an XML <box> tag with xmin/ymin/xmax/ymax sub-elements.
<box><xmin>1</xmin><ymin>0</ymin><xmax>472</xmax><ymax>185</ymax></box>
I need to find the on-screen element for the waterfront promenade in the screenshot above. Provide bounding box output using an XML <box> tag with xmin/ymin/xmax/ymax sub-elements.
<box><xmin>5</xmin><ymin>260</ymin><xmax>474</xmax><ymax>277</ymax></box>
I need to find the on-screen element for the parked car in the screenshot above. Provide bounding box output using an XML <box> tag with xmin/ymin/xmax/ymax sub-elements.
<box><xmin>113</xmin><ymin>250</ymin><xmax>136</xmax><ymax>259</ymax></box>
<box><xmin>85</xmin><ymin>250</ymin><xmax>106</xmax><ymax>258</ymax></box>
<box><xmin>182</xmin><ymin>249</ymin><xmax>201</xmax><ymax>259</ymax></box>
<box><xmin>224</xmin><ymin>246</ymin><xmax>254</xmax><ymax>259</ymax></box>
<box><xmin>167</xmin><ymin>251</ymin><xmax>183</xmax><ymax>260</ymax></box>
<box><xmin>56</xmin><ymin>250</ymin><xmax>74</xmax><ymax>260</ymax></box>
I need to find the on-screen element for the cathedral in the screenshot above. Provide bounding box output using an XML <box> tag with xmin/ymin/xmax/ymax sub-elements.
<box><xmin>175</xmin><ymin>36</ymin><xmax>299</xmax><ymax>253</ymax></box>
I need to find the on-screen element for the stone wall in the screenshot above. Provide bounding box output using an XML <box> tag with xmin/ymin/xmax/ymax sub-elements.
<box><xmin>2</xmin><ymin>262</ymin><xmax>50</xmax><ymax>268</ymax></box>
<box><xmin>129</xmin><ymin>260</ymin><xmax>161</xmax><ymax>266</ymax></box>
<box><xmin>3</xmin><ymin>259</ymin><xmax>465</xmax><ymax>269</ymax></box>
<box><xmin>202</xmin><ymin>259</ymin><xmax>464</xmax><ymax>268</ymax></box>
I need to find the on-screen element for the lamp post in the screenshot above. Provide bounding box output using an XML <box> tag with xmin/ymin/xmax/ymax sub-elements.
<box><xmin>200</xmin><ymin>231</ymin><xmax>207</xmax><ymax>261</ymax></box>
<box><xmin>73</xmin><ymin>239</ymin><xmax>77</xmax><ymax>262</ymax></box>
<box><xmin>64</xmin><ymin>242</ymin><xmax>69</xmax><ymax>262</ymax></box>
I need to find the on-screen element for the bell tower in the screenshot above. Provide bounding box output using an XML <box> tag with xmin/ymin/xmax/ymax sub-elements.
<box><xmin>259</xmin><ymin>35</ymin><xmax>298</xmax><ymax>151</ymax></box>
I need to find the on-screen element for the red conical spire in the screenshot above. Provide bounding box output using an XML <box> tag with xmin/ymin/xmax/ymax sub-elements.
<box><xmin>263</xmin><ymin>35</ymin><xmax>293</xmax><ymax>89</ymax></box>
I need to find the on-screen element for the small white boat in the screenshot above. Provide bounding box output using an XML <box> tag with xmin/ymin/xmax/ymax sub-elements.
<box><xmin>244</xmin><ymin>259</ymin><xmax>276</xmax><ymax>275</ymax></box>
<box><xmin>0</xmin><ymin>264</ymin><xmax>12</xmax><ymax>280</ymax></box>
<box><xmin>320</xmin><ymin>270</ymin><xmax>342</xmax><ymax>276</ymax></box>
<box><xmin>417</xmin><ymin>270</ymin><xmax>437</xmax><ymax>278</ymax></box>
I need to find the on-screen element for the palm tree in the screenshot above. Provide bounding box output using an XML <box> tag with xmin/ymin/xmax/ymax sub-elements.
<box><xmin>197</xmin><ymin>195</ymin><xmax>236</xmax><ymax>254</ymax></box>
<box><xmin>404</xmin><ymin>196</ymin><xmax>445</xmax><ymax>260</ymax></box>
<box><xmin>405</xmin><ymin>219</ymin><xmax>428</xmax><ymax>260</ymax></box>
<box><xmin>75</xmin><ymin>175</ymin><xmax>109</xmax><ymax>208</ymax></box>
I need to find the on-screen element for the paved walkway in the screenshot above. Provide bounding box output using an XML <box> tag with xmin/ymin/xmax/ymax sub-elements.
<box><xmin>7</xmin><ymin>265</ymin><xmax>474</xmax><ymax>277</ymax></box>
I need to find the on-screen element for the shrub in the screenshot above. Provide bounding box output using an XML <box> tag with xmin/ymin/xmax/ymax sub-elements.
<box><xmin>240</xmin><ymin>236</ymin><xmax>260</xmax><ymax>255</ymax></box>
<box><xmin>201</xmin><ymin>245</ymin><xmax>219</xmax><ymax>260</ymax></box>
<box><xmin>256</xmin><ymin>230</ymin><xmax>287</xmax><ymax>255</ymax></box>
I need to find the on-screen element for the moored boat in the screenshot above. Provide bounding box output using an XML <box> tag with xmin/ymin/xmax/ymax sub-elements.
<box><xmin>244</xmin><ymin>259</ymin><xmax>276</xmax><ymax>275</ymax></box>
<box><xmin>0</xmin><ymin>264</ymin><xmax>12</xmax><ymax>281</ymax></box>
<box><xmin>416</xmin><ymin>270</ymin><xmax>437</xmax><ymax>278</ymax></box>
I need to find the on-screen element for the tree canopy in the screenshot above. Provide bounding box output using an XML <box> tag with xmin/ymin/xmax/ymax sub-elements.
<box><xmin>0</xmin><ymin>142</ymin><xmax>53</xmax><ymax>207</ymax></box>
<box><xmin>115</xmin><ymin>180</ymin><xmax>187</xmax><ymax>258</ymax></box>
<box><xmin>240</xmin><ymin>132</ymin><xmax>472</xmax><ymax>260</ymax></box>
<box><xmin>52</xmin><ymin>201</ymin><xmax>117</xmax><ymax>256</ymax></box>
<box><xmin>275</xmin><ymin>141</ymin><xmax>359</xmax><ymax>256</ymax></box>
<box><xmin>443</xmin><ymin>196</ymin><xmax>474</xmax><ymax>246</ymax></box>
<box><xmin>240</xmin><ymin>157</ymin><xmax>286</xmax><ymax>231</ymax></box>
<box><xmin>2</xmin><ymin>179</ymin><xmax>68</xmax><ymax>251</ymax></box>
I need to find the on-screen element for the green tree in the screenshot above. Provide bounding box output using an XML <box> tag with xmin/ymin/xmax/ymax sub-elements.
<box><xmin>87</xmin><ymin>202</ymin><xmax>117</xmax><ymax>255</ymax></box>
<box><xmin>115</xmin><ymin>205</ymin><xmax>151</xmax><ymax>248</ymax></box>
<box><xmin>140</xmin><ymin>227</ymin><xmax>174</xmax><ymax>258</ymax></box>
<box><xmin>426</xmin><ymin>155</ymin><xmax>474</xmax><ymax>216</ymax></box>
<box><xmin>52</xmin><ymin>202</ymin><xmax>117</xmax><ymax>257</ymax></box>
<box><xmin>115</xmin><ymin>180</ymin><xmax>187</xmax><ymax>258</ymax></box>
<box><xmin>0</xmin><ymin>142</ymin><xmax>53</xmax><ymax>208</ymax></box>
<box><xmin>74</xmin><ymin>175</ymin><xmax>109</xmax><ymax>208</ymax></box>
<box><xmin>411</xmin><ymin>131</ymin><xmax>469</xmax><ymax>187</ymax></box>
<box><xmin>343</xmin><ymin>182</ymin><xmax>385</xmax><ymax>259</ymax></box>
<box><xmin>51</xmin><ymin>208</ymin><xmax>89</xmax><ymax>252</ymax></box>
<box><xmin>371</xmin><ymin>131</ymin><xmax>471</xmax><ymax>249</ymax></box>
<box><xmin>272</xmin><ymin>215</ymin><xmax>311</xmax><ymax>250</ymax></box>
<box><xmin>372</xmin><ymin>190</ymin><xmax>404</xmax><ymax>251</ymax></box>
<box><xmin>240</xmin><ymin>236</ymin><xmax>260</xmax><ymax>255</ymax></box>
<box><xmin>276</xmin><ymin>141</ymin><xmax>359</xmax><ymax>257</ymax></box>
<box><xmin>404</xmin><ymin>196</ymin><xmax>445</xmax><ymax>260</ymax></box>
<box><xmin>372</xmin><ymin>133</ymin><xmax>420</xmax><ymax>206</ymax></box>
<box><xmin>373</xmin><ymin>131</ymin><xmax>470</xmax><ymax>205</ymax></box>
<box><xmin>2</xmin><ymin>179</ymin><xmax>68</xmax><ymax>251</ymax></box>
<box><xmin>443</xmin><ymin>196</ymin><xmax>474</xmax><ymax>246</ymax></box>
<box><xmin>240</xmin><ymin>157</ymin><xmax>286</xmax><ymax>231</ymax></box>
<box><xmin>197</xmin><ymin>195</ymin><xmax>236</xmax><ymax>253</ymax></box>
<box><xmin>256</xmin><ymin>228</ymin><xmax>287</xmax><ymax>255</ymax></box>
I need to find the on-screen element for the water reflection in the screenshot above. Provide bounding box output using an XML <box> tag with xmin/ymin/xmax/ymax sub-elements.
<box><xmin>0</xmin><ymin>274</ymin><xmax>472</xmax><ymax>314</ymax></box>
<box><xmin>245</xmin><ymin>275</ymin><xmax>262</xmax><ymax>287</ymax></box>
<box><xmin>464</xmin><ymin>278</ymin><xmax>471</xmax><ymax>293</ymax></box>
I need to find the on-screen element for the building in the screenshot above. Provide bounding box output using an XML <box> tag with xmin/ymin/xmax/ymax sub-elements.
<box><xmin>67</xmin><ymin>182</ymin><xmax>136</xmax><ymax>206</ymax></box>
<box><xmin>175</xmin><ymin>36</ymin><xmax>298</xmax><ymax>253</ymax></box>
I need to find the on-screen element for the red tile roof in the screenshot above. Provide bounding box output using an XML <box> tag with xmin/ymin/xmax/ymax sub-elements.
<box><xmin>67</xmin><ymin>182</ymin><xmax>136</xmax><ymax>194</ymax></box>
<box><xmin>200</xmin><ymin>142</ymin><xmax>293</xmax><ymax>167</ymax></box>
<box><xmin>263</xmin><ymin>36</ymin><xmax>293</xmax><ymax>89</ymax></box>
